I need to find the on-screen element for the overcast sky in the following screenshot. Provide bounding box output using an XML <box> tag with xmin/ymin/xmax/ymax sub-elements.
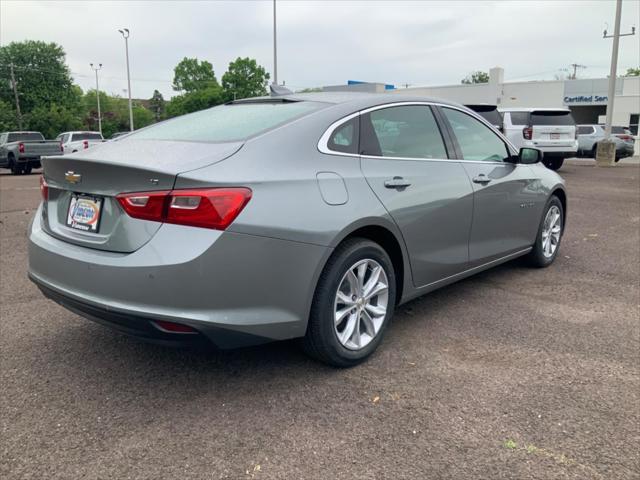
<box><xmin>1</xmin><ymin>0</ymin><xmax>639</xmax><ymax>99</ymax></box>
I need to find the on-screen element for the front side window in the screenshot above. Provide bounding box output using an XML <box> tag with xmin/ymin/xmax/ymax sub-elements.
<box><xmin>577</xmin><ymin>126</ymin><xmax>594</xmax><ymax>135</ymax></box>
<box><xmin>442</xmin><ymin>108</ymin><xmax>510</xmax><ymax>162</ymax></box>
<box><xmin>360</xmin><ymin>105</ymin><xmax>448</xmax><ymax>159</ymax></box>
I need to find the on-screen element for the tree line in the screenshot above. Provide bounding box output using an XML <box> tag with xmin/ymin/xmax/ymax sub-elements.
<box><xmin>0</xmin><ymin>40</ymin><xmax>270</xmax><ymax>138</ymax></box>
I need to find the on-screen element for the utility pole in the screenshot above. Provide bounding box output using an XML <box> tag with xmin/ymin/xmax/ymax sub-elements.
<box><xmin>596</xmin><ymin>0</ymin><xmax>636</xmax><ymax>166</ymax></box>
<box><xmin>272</xmin><ymin>0</ymin><xmax>278</xmax><ymax>85</ymax></box>
<box><xmin>90</xmin><ymin>63</ymin><xmax>103</xmax><ymax>134</ymax></box>
<box><xmin>118</xmin><ymin>28</ymin><xmax>134</xmax><ymax>131</ymax></box>
<box><xmin>569</xmin><ymin>63</ymin><xmax>586</xmax><ymax>80</ymax></box>
<box><xmin>9</xmin><ymin>64</ymin><xmax>23</xmax><ymax>130</ymax></box>
<box><xmin>602</xmin><ymin>2</ymin><xmax>636</xmax><ymax>138</ymax></box>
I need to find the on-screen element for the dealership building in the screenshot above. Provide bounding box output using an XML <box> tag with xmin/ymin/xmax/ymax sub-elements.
<box><xmin>325</xmin><ymin>67</ymin><xmax>640</xmax><ymax>136</ymax></box>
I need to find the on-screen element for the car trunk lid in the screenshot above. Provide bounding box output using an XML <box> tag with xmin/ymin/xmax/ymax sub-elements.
<box><xmin>40</xmin><ymin>139</ymin><xmax>242</xmax><ymax>253</ymax></box>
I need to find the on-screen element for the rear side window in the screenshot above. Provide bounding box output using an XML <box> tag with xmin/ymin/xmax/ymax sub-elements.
<box><xmin>531</xmin><ymin>111</ymin><xmax>575</xmax><ymax>126</ymax></box>
<box><xmin>7</xmin><ymin>132</ymin><xmax>44</xmax><ymax>142</ymax></box>
<box><xmin>509</xmin><ymin>112</ymin><xmax>529</xmax><ymax>125</ymax></box>
<box><xmin>72</xmin><ymin>133</ymin><xmax>103</xmax><ymax>141</ymax></box>
<box><xmin>442</xmin><ymin>108</ymin><xmax>509</xmax><ymax>162</ymax></box>
<box><xmin>130</xmin><ymin>101</ymin><xmax>324</xmax><ymax>142</ymax></box>
<box><xmin>327</xmin><ymin>117</ymin><xmax>359</xmax><ymax>154</ymax></box>
<box><xmin>610</xmin><ymin>126</ymin><xmax>629</xmax><ymax>134</ymax></box>
<box><xmin>577</xmin><ymin>126</ymin><xmax>594</xmax><ymax>135</ymax></box>
<box><xmin>360</xmin><ymin>105</ymin><xmax>448</xmax><ymax>159</ymax></box>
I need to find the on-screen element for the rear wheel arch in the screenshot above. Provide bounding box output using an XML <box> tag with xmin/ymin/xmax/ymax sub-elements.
<box><xmin>551</xmin><ymin>187</ymin><xmax>567</xmax><ymax>225</ymax></box>
<box><xmin>330</xmin><ymin>224</ymin><xmax>406</xmax><ymax>305</ymax></box>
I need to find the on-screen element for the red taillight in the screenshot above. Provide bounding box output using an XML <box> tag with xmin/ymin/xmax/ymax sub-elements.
<box><xmin>116</xmin><ymin>187</ymin><xmax>252</xmax><ymax>230</ymax></box>
<box><xmin>618</xmin><ymin>134</ymin><xmax>632</xmax><ymax>141</ymax></box>
<box><xmin>154</xmin><ymin>320</ymin><xmax>197</xmax><ymax>334</ymax></box>
<box><xmin>18</xmin><ymin>142</ymin><xmax>25</xmax><ymax>153</ymax></box>
<box><xmin>83</xmin><ymin>140</ymin><xmax>89</xmax><ymax>149</ymax></box>
<box><xmin>40</xmin><ymin>176</ymin><xmax>48</xmax><ymax>201</ymax></box>
<box><xmin>522</xmin><ymin>127</ymin><xmax>533</xmax><ymax>140</ymax></box>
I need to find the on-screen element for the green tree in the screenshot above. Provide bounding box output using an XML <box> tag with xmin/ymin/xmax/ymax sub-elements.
<box><xmin>0</xmin><ymin>41</ymin><xmax>77</xmax><ymax>113</ymax></box>
<box><xmin>461</xmin><ymin>71</ymin><xmax>490</xmax><ymax>84</ymax></box>
<box><xmin>221</xmin><ymin>57</ymin><xmax>270</xmax><ymax>101</ymax></box>
<box><xmin>172</xmin><ymin>57</ymin><xmax>218</xmax><ymax>93</ymax></box>
<box><xmin>0</xmin><ymin>100</ymin><xmax>18</xmax><ymax>131</ymax></box>
<box><xmin>149</xmin><ymin>89</ymin><xmax>165</xmax><ymax>120</ymax></box>
<box><xmin>166</xmin><ymin>86</ymin><xmax>223</xmax><ymax>117</ymax></box>
<box><xmin>624</xmin><ymin>67</ymin><xmax>640</xmax><ymax>77</ymax></box>
<box><xmin>25</xmin><ymin>104</ymin><xmax>83</xmax><ymax>138</ymax></box>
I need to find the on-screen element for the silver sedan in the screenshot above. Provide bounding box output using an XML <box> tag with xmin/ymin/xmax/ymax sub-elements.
<box><xmin>28</xmin><ymin>92</ymin><xmax>566</xmax><ymax>366</ymax></box>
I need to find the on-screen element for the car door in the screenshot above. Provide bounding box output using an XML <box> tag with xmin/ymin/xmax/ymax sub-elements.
<box><xmin>438</xmin><ymin>106</ymin><xmax>543</xmax><ymax>266</ymax></box>
<box><xmin>359</xmin><ymin>104</ymin><xmax>474</xmax><ymax>287</ymax></box>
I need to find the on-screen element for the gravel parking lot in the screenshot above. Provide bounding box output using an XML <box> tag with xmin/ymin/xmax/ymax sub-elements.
<box><xmin>1</xmin><ymin>160</ymin><xmax>639</xmax><ymax>479</ymax></box>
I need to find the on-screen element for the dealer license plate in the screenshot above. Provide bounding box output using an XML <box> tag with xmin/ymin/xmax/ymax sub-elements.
<box><xmin>66</xmin><ymin>194</ymin><xmax>103</xmax><ymax>232</ymax></box>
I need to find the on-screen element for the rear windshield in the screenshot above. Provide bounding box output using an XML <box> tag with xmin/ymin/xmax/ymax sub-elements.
<box><xmin>129</xmin><ymin>101</ymin><xmax>324</xmax><ymax>142</ymax></box>
<box><xmin>531</xmin><ymin>111</ymin><xmax>575</xmax><ymax>126</ymax></box>
<box><xmin>72</xmin><ymin>133</ymin><xmax>103</xmax><ymax>141</ymax></box>
<box><xmin>7</xmin><ymin>132</ymin><xmax>44</xmax><ymax>142</ymax></box>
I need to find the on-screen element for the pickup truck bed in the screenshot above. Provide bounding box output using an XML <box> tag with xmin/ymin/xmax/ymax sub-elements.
<box><xmin>0</xmin><ymin>132</ymin><xmax>62</xmax><ymax>174</ymax></box>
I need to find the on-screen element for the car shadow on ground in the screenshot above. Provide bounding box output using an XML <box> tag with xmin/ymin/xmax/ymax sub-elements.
<box><xmin>27</xmin><ymin>257</ymin><xmax>531</xmax><ymax>393</ymax></box>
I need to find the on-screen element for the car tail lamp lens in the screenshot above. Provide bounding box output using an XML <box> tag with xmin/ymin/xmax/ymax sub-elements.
<box><xmin>117</xmin><ymin>191</ymin><xmax>169</xmax><ymax>222</ymax></box>
<box><xmin>619</xmin><ymin>134</ymin><xmax>632</xmax><ymax>141</ymax></box>
<box><xmin>522</xmin><ymin>127</ymin><xmax>533</xmax><ymax>140</ymax></box>
<box><xmin>40</xmin><ymin>176</ymin><xmax>48</xmax><ymax>201</ymax></box>
<box><xmin>18</xmin><ymin>142</ymin><xmax>25</xmax><ymax>153</ymax></box>
<box><xmin>83</xmin><ymin>140</ymin><xmax>89</xmax><ymax>149</ymax></box>
<box><xmin>116</xmin><ymin>187</ymin><xmax>252</xmax><ymax>230</ymax></box>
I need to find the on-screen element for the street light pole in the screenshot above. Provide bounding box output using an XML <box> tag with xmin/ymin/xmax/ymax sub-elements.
<box><xmin>118</xmin><ymin>28</ymin><xmax>134</xmax><ymax>131</ymax></box>
<box><xmin>272</xmin><ymin>0</ymin><xmax>278</xmax><ymax>85</ymax></box>
<box><xmin>90</xmin><ymin>63</ymin><xmax>103</xmax><ymax>135</ymax></box>
<box><xmin>596</xmin><ymin>0</ymin><xmax>636</xmax><ymax>166</ymax></box>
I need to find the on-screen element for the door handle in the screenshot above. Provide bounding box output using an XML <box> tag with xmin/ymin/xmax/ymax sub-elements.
<box><xmin>384</xmin><ymin>176</ymin><xmax>411</xmax><ymax>189</ymax></box>
<box><xmin>472</xmin><ymin>174</ymin><xmax>491</xmax><ymax>185</ymax></box>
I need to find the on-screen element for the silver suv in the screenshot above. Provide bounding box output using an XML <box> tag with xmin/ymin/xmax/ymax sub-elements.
<box><xmin>577</xmin><ymin>124</ymin><xmax>635</xmax><ymax>161</ymax></box>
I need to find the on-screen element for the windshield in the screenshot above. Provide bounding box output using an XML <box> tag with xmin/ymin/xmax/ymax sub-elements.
<box><xmin>72</xmin><ymin>133</ymin><xmax>103</xmax><ymax>141</ymax></box>
<box><xmin>129</xmin><ymin>101</ymin><xmax>324</xmax><ymax>142</ymax></box>
<box><xmin>531</xmin><ymin>111</ymin><xmax>575</xmax><ymax>126</ymax></box>
<box><xmin>7</xmin><ymin>132</ymin><xmax>44</xmax><ymax>142</ymax></box>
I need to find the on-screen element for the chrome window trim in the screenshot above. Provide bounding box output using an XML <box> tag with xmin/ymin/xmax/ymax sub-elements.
<box><xmin>317</xmin><ymin>101</ymin><xmax>520</xmax><ymax>163</ymax></box>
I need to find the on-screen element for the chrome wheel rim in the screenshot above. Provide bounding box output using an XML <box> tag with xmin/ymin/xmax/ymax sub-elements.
<box><xmin>541</xmin><ymin>205</ymin><xmax>562</xmax><ymax>258</ymax></box>
<box><xmin>334</xmin><ymin>258</ymin><xmax>389</xmax><ymax>351</ymax></box>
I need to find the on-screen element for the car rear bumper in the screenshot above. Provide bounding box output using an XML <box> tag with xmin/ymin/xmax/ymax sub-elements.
<box><xmin>28</xmin><ymin>205</ymin><xmax>331</xmax><ymax>348</ymax></box>
<box><xmin>522</xmin><ymin>140</ymin><xmax>578</xmax><ymax>155</ymax></box>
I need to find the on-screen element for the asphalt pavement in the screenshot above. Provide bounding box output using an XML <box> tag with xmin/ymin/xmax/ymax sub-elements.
<box><xmin>1</xmin><ymin>159</ymin><xmax>638</xmax><ymax>479</ymax></box>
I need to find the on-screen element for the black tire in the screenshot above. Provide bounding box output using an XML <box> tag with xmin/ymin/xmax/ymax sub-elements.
<box><xmin>526</xmin><ymin>195</ymin><xmax>564</xmax><ymax>268</ymax></box>
<box><xmin>24</xmin><ymin>165</ymin><xmax>32</xmax><ymax>174</ymax></box>
<box><xmin>544</xmin><ymin>157</ymin><xmax>564</xmax><ymax>171</ymax></box>
<box><xmin>591</xmin><ymin>146</ymin><xmax>598</xmax><ymax>159</ymax></box>
<box><xmin>303</xmin><ymin>238</ymin><xmax>396</xmax><ymax>367</ymax></box>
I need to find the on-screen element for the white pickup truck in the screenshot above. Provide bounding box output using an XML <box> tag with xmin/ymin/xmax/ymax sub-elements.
<box><xmin>56</xmin><ymin>131</ymin><xmax>105</xmax><ymax>154</ymax></box>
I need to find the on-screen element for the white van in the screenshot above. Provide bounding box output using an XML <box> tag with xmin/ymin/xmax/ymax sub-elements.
<box><xmin>500</xmin><ymin>108</ymin><xmax>578</xmax><ymax>170</ymax></box>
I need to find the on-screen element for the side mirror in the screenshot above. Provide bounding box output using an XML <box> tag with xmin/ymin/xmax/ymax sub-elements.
<box><xmin>519</xmin><ymin>147</ymin><xmax>543</xmax><ymax>164</ymax></box>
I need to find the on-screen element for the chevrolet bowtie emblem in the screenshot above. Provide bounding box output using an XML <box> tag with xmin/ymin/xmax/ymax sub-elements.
<box><xmin>65</xmin><ymin>171</ymin><xmax>82</xmax><ymax>184</ymax></box>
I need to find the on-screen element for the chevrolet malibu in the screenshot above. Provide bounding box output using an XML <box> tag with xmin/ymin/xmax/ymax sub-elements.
<box><xmin>28</xmin><ymin>93</ymin><xmax>566</xmax><ymax>367</ymax></box>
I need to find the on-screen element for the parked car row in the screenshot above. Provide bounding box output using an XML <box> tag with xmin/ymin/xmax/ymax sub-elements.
<box><xmin>0</xmin><ymin>131</ymin><xmax>105</xmax><ymax>174</ymax></box>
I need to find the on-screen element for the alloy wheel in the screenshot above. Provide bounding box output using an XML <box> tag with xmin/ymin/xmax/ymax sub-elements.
<box><xmin>541</xmin><ymin>205</ymin><xmax>562</xmax><ymax>258</ymax></box>
<box><xmin>333</xmin><ymin>258</ymin><xmax>389</xmax><ymax>350</ymax></box>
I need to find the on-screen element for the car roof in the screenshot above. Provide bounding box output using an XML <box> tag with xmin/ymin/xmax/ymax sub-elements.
<box><xmin>234</xmin><ymin>91</ymin><xmax>465</xmax><ymax>111</ymax></box>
